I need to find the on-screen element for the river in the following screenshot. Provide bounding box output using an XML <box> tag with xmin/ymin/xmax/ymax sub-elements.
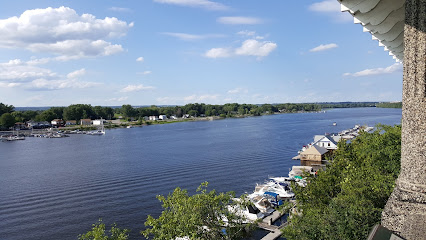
<box><xmin>0</xmin><ymin>107</ymin><xmax>402</xmax><ymax>239</ymax></box>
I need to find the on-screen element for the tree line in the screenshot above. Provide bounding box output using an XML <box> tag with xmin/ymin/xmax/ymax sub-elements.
<box><xmin>118</xmin><ymin>103</ymin><xmax>323</xmax><ymax>119</ymax></box>
<box><xmin>376</xmin><ymin>102</ymin><xmax>402</xmax><ymax>108</ymax></box>
<box><xmin>0</xmin><ymin>101</ymin><xmax>394</xmax><ymax>130</ymax></box>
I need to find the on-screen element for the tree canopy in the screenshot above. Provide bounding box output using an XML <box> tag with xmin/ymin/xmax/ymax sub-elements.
<box><xmin>141</xmin><ymin>182</ymin><xmax>256</xmax><ymax>240</ymax></box>
<box><xmin>78</xmin><ymin>219</ymin><xmax>129</xmax><ymax>240</ymax></box>
<box><xmin>282</xmin><ymin>124</ymin><xmax>401</xmax><ymax>240</ymax></box>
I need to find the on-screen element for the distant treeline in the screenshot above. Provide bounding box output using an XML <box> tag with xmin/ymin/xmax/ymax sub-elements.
<box><xmin>118</xmin><ymin>103</ymin><xmax>322</xmax><ymax>119</ymax></box>
<box><xmin>376</xmin><ymin>102</ymin><xmax>402</xmax><ymax>108</ymax></box>
<box><xmin>0</xmin><ymin>101</ymin><xmax>392</xmax><ymax>130</ymax></box>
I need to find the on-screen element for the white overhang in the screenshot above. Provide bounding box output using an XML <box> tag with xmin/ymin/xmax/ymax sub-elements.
<box><xmin>338</xmin><ymin>0</ymin><xmax>405</xmax><ymax>62</ymax></box>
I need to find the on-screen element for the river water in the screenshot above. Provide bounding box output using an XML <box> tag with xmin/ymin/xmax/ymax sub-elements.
<box><xmin>0</xmin><ymin>108</ymin><xmax>402</xmax><ymax>239</ymax></box>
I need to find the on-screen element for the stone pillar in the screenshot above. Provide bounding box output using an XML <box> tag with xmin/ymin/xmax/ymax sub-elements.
<box><xmin>381</xmin><ymin>0</ymin><xmax>426</xmax><ymax>239</ymax></box>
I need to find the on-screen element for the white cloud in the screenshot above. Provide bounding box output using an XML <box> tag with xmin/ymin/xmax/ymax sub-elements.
<box><xmin>343</xmin><ymin>63</ymin><xmax>402</xmax><ymax>77</ymax></box>
<box><xmin>308</xmin><ymin>0</ymin><xmax>340</xmax><ymax>12</ymax></box>
<box><xmin>106</xmin><ymin>96</ymin><xmax>128</xmax><ymax>102</ymax></box>
<box><xmin>205</xmin><ymin>39</ymin><xmax>277</xmax><ymax>59</ymax></box>
<box><xmin>227</xmin><ymin>88</ymin><xmax>248</xmax><ymax>94</ymax></box>
<box><xmin>0</xmin><ymin>59</ymin><xmax>56</xmax><ymax>81</ymax></box>
<box><xmin>308</xmin><ymin>0</ymin><xmax>353</xmax><ymax>22</ymax></box>
<box><xmin>142</xmin><ymin>71</ymin><xmax>152</xmax><ymax>75</ymax></box>
<box><xmin>204</xmin><ymin>48</ymin><xmax>232</xmax><ymax>58</ymax></box>
<box><xmin>136</xmin><ymin>57</ymin><xmax>144</xmax><ymax>62</ymax></box>
<box><xmin>120</xmin><ymin>84</ymin><xmax>155</xmax><ymax>92</ymax></box>
<box><xmin>109</xmin><ymin>7</ymin><xmax>132</xmax><ymax>12</ymax></box>
<box><xmin>29</xmin><ymin>78</ymin><xmax>101</xmax><ymax>90</ymax></box>
<box><xmin>309</xmin><ymin>43</ymin><xmax>338</xmax><ymax>52</ymax></box>
<box><xmin>237</xmin><ymin>30</ymin><xmax>256</xmax><ymax>37</ymax></box>
<box><xmin>184</xmin><ymin>94</ymin><xmax>219</xmax><ymax>102</ymax></box>
<box><xmin>217</xmin><ymin>16</ymin><xmax>263</xmax><ymax>25</ymax></box>
<box><xmin>162</xmin><ymin>32</ymin><xmax>225</xmax><ymax>41</ymax></box>
<box><xmin>153</xmin><ymin>0</ymin><xmax>229</xmax><ymax>11</ymax></box>
<box><xmin>0</xmin><ymin>82</ymin><xmax>22</xmax><ymax>88</ymax></box>
<box><xmin>0</xmin><ymin>6</ymin><xmax>133</xmax><ymax>59</ymax></box>
<box><xmin>235</xmin><ymin>39</ymin><xmax>277</xmax><ymax>57</ymax></box>
<box><xmin>67</xmin><ymin>68</ymin><xmax>86</xmax><ymax>79</ymax></box>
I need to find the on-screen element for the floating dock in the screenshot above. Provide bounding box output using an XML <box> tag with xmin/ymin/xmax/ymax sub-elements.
<box><xmin>258</xmin><ymin>210</ymin><xmax>288</xmax><ymax>240</ymax></box>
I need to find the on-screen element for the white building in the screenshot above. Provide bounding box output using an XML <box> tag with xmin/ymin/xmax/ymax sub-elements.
<box><xmin>312</xmin><ymin>135</ymin><xmax>338</xmax><ymax>150</ymax></box>
<box><xmin>159</xmin><ymin>115</ymin><xmax>168</xmax><ymax>120</ymax></box>
<box><xmin>92</xmin><ymin>119</ymin><xmax>105</xmax><ymax>126</ymax></box>
<box><xmin>149</xmin><ymin>116</ymin><xmax>159</xmax><ymax>121</ymax></box>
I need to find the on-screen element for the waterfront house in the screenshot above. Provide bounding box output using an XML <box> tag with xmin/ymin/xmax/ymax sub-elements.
<box><xmin>182</xmin><ymin>114</ymin><xmax>190</xmax><ymax>119</ymax></box>
<box><xmin>65</xmin><ymin>120</ymin><xmax>77</xmax><ymax>126</ymax></box>
<box><xmin>27</xmin><ymin>121</ymin><xmax>51</xmax><ymax>129</ymax></box>
<box><xmin>159</xmin><ymin>115</ymin><xmax>167</xmax><ymax>120</ymax></box>
<box><xmin>80</xmin><ymin>119</ymin><xmax>92</xmax><ymax>125</ymax></box>
<box><xmin>92</xmin><ymin>119</ymin><xmax>105</xmax><ymax>126</ymax></box>
<box><xmin>312</xmin><ymin>135</ymin><xmax>338</xmax><ymax>150</ymax></box>
<box><xmin>14</xmin><ymin>122</ymin><xmax>27</xmax><ymax>130</ymax></box>
<box><xmin>149</xmin><ymin>116</ymin><xmax>159</xmax><ymax>121</ymax></box>
<box><xmin>170</xmin><ymin>115</ymin><xmax>177</xmax><ymax>120</ymax></box>
<box><xmin>300</xmin><ymin>145</ymin><xmax>328</xmax><ymax>161</ymax></box>
<box><xmin>51</xmin><ymin>119</ymin><xmax>64</xmax><ymax>127</ymax></box>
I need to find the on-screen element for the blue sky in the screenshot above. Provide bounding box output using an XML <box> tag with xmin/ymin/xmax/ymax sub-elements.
<box><xmin>0</xmin><ymin>0</ymin><xmax>403</xmax><ymax>107</ymax></box>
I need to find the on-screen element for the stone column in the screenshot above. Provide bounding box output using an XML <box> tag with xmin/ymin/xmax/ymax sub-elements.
<box><xmin>381</xmin><ymin>0</ymin><xmax>426</xmax><ymax>239</ymax></box>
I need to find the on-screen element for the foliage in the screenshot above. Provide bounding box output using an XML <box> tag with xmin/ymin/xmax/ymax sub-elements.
<box><xmin>0</xmin><ymin>113</ymin><xmax>16</xmax><ymax>129</ymax></box>
<box><xmin>142</xmin><ymin>182</ymin><xmax>256</xmax><ymax>240</ymax></box>
<box><xmin>376</xmin><ymin>102</ymin><xmax>402</xmax><ymax>108</ymax></box>
<box><xmin>282</xmin><ymin>124</ymin><xmax>401</xmax><ymax>240</ymax></box>
<box><xmin>78</xmin><ymin>219</ymin><xmax>130</xmax><ymax>240</ymax></box>
<box><xmin>0</xmin><ymin>103</ymin><xmax>14</xmax><ymax>116</ymax></box>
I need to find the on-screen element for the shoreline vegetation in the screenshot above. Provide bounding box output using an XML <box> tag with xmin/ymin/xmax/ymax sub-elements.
<box><xmin>0</xmin><ymin>102</ymin><xmax>401</xmax><ymax>131</ymax></box>
<box><xmin>77</xmin><ymin>125</ymin><xmax>402</xmax><ymax>240</ymax></box>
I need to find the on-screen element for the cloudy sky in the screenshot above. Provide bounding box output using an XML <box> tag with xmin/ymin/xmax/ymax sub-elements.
<box><xmin>0</xmin><ymin>0</ymin><xmax>402</xmax><ymax>107</ymax></box>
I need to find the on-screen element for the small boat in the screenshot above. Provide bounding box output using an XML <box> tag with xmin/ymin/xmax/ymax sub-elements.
<box><xmin>87</xmin><ymin>119</ymin><xmax>105</xmax><ymax>135</ymax></box>
<box><xmin>249</xmin><ymin>195</ymin><xmax>275</xmax><ymax>215</ymax></box>
<box><xmin>226</xmin><ymin>198</ymin><xmax>265</xmax><ymax>222</ymax></box>
<box><xmin>333</xmin><ymin>122</ymin><xmax>337</xmax><ymax>126</ymax></box>
<box><xmin>87</xmin><ymin>130</ymin><xmax>105</xmax><ymax>135</ymax></box>
<box><xmin>126</xmin><ymin>125</ymin><xmax>133</xmax><ymax>128</ymax></box>
<box><xmin>249</xmin><ymin>181</ymin><xmax>295</xmax><ymax>199</ymax></box>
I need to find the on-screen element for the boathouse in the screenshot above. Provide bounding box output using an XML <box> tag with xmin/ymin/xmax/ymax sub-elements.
<box><xmin>300</xmin><ymin>145</ymin><xmax>328</xmax><ymax>161</ymax></box>
<box><xmin>312</xmin><ymin>135</ymin><xmax>338</xmax><ymax>150</ymax></box>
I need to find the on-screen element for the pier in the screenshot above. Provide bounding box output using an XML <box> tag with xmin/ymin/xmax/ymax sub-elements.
<box><xmin>257</xmin><ymin>210</ymin><xmax>288</xmax><ymax>240</ymax></box>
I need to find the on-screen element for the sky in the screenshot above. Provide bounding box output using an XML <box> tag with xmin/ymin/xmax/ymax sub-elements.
<box><xmin>0</xmin><ymin>0</ymin><xmax>403</xmax><ymax>107</ymax></box>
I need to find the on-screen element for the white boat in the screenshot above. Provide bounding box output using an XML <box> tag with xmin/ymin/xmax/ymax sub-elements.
<box><xmin>249</xmin><ymin>195</ymin><xmax>275</xmax><ymax>215</ymax></box>
<box><xmin>250</xmin><ymin>181</ymin><xmax>295</xmax><ymax>199</ymax></box>
<box><xmin>87</xmin><ymin>119</ymin><xmax>105</xmax><ymax>135</ymax></box>
<box><xmin>1</xmin><ymin>135</ymin><xmax>25</xmax><ymax>141</ymax></box>
<box><xmin>269</xmin><ymin>176</ymin><xmax>307</xmax><ymax>187</ymax></box>
<box><xmin>289</xmin><ymin>166</ymin><xmax>315</xmax><ymax>178</ymax></box>
<box><xmin>87</xmin><ymin>130</ymin><xmax>105</xmax><ymax>135</ymax></box>
<box><xmin>226</xmin><ymin>198</ymin><xmax>265</xmax><ymax>223</ymax></box>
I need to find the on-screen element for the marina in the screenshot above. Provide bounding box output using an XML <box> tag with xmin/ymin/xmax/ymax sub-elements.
<box><xmin>0</xmin><ymin>108</ymin><xmax>402</xmax><ymax>239</ymax></box>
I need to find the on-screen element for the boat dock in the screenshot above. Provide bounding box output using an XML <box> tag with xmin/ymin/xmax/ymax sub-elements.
<box><xmin>257</xmin><ymin>210</ymin><xmax>288</xmax><ymax>240</ymax></box>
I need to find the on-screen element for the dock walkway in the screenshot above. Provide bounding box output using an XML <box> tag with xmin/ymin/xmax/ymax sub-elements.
<box><xmin>258</xmin><ymin>210</ymin><xmax>287</xmax><ymax>240</ymax></box>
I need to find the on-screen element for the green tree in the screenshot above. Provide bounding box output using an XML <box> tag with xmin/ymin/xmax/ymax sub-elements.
<box><xmin>63</xmin><ymin>104</ymin><xmax>94</xmax><ymax>121</ymax></box>
<box><xmin>78</xmin><ymin>219</ymin><xmax>129</xmax><ymax>240</ymax></box>
<box><xmin>142</xmin><ymin>182</ymin><xmax>256</xmax><ymax>240</ymax></box>
<box><xmin>282</xmin><ymin>124</ymin><xmax>401</xmax><ymax>240</ymax></box>
<box><xmin>0</xmin><ymin>113</ymin><xmax>16</xmax><ymax>129</ymax></box>
<box><xmin>0</xmin><ymin>103</ymin><xmax>14</xmax><ymax>116</ymax></box>
<box><xmin>121</xmin><ymin>105</ymin><xmax>137</xmax><ymax>119</ymax></box>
